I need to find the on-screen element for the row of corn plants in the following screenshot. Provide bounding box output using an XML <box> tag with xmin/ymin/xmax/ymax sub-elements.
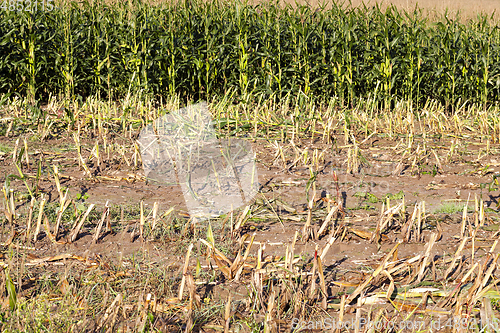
<box><xmin>0</xmin><ymin>0</ymin><xmax>499</xmax><ymax>109</ymax></box>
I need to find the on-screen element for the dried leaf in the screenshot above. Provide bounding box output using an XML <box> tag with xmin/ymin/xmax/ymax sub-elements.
<box><xmin>391</xmin><ymin>300</ymin><xmax>422</xmax><ymax>312</ymax></box>
<box><xmin>27</xmin><ymin>253</ymin><xmax>73</xmax><ymax>265</ymax></box>
<box><xmin>349</xmin><ymin>228</ymin><xmax>372</xmax><ymax>240</ymax></box>
<box><xmin>59</xmin><ymin>277</ymin><xmax>71</xmax><ymax>295</ymax></box>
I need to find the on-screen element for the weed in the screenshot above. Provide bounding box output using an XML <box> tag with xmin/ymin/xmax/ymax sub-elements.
<box><xmin>354</xmin><ymin>192</ymin><xmax>379</xmax><ymax>203</ymax></box>
<box><xmin>434</xmin><ymin>202</ymin><xmax>473</xmax><ymax>214</ymax></box>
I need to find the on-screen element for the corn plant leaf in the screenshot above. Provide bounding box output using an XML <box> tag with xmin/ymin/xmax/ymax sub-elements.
<box><xmin>5</xmin><ymin>270</ymin><xmax>16</xmax><ymax>311</ymax></box>
<box><xmin>206</xmin><ymin>221</ymin><xmax>214</xmax><ymax>246</ymax></box>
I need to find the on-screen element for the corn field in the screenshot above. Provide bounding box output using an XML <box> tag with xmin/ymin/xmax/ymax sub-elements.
<box><xmin>0</xmin><ymin>0</ymin><xmax>499</xmax><ymax>109</ymax></box>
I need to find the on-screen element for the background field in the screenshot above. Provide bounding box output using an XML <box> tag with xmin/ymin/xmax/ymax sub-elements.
<box><xmin>1</xmin><ymin>0</ymin><xmax>499</xmax><ymax>109</ymax></box>
<box><xmin>286</xmin><ymin>0</ymin><xmax>500</xmax><ymax>16</ymax></box>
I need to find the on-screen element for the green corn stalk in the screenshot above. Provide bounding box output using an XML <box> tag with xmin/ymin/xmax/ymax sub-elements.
<box><xmin>274</xmin><ymin>5</ymin><xmax>283</xmax><ymax>94</ymax></box>
<box><xmin>237</xmin><ymin>6</ymin><xmax>249</xmax><ymax>101</ymax></box>
<box><xmin>5</xmin><ymin>269</ymin><xmax>17</xmax><ymax>311</ymax></box>
<box><xmin>0</xmin><ymin>0</ymin><xmax>499</xmax><ymax>108</ymax></box>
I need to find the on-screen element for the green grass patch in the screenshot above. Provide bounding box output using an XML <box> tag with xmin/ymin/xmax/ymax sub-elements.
<box><xmin>433</xmin><ymin>202</ymin><xmax>473</xmax><ymax>214</ymax></box>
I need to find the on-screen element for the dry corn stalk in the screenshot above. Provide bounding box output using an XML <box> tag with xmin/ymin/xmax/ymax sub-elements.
<box><xmin>178</xmin><ymin>243</ymin><xmax>194</xmax><ymax>301</ymax></box>
<box><xmin>444</xmin><ymin>237</ymin><xmax>469</xmax><ymax>280</ymax></box>
<box><xmin>317</xmin><ymin>202</ymin><xmax>339</xmax><ymax>237</ymax></box>
<box><xmin>54</xmin><ymin>193</ymin><xmax>71</xmax><ymax>240</ymax></box>
<box><xmin>96</xmin><ymin>293</ymin><xmax>123</xmax><ymax>331</ymax></box>
<box><xmin>139</xmin><ymin>200</ymin><xmax>145</xmax><ymax>240</ymax></box>
<box><xmin>93</xmin><ymin>201</ymin><xmax>110</xmax><ymax>244</ymax></box>
<box><xmin>302</xmin><ymin>191</ymin><xmax>315</xmax><ymax>241</ymax></box>
<box><xmin>224</xmin><ymin>295</ymin><xmax>231</xmax><ymax>333</ymax></box>
<box><xmin>234</xmin><ymin>205</ymin><xmax>250</xmax><ymax>232</ymax></box>
<box><xmin>371</xmin><ymin>201</ymin><xmax>404</xmax><ymax>243</ymax></box>
<box><xmin>263</xmin><ymin>288</ymin><xmax>277</xmax><ymax>333</ymax></box>
<box><xmin>415</xmin><ymin>233</ymin><xmax>437</xmax><ymax>283</ymax></box>
<box><xmin>335</xmin><ymin>295</ymin><xmax>346</xmax><ymax>333</ymax></box>
<box><xmin>43</xmin><ymin>215</ymin><xmax>66</xmax><ymax>244</ymax></box>
<box><xmin>317</xmin><ymin>253</ymin><xmax>327</xmax><ymax>310</ymax></box>
<box><xmin>347</xmin><ymin>241</ymin><xmax>401</xmax><ymax>304</ymax></box>
<box><xmin>33</xmin><ymin>195</ymin><xmax>47</xmax><ymax>242</ymax></box>
<box><xmin>309</xmin><ymin>245</ymin><xmax>318</xmax><ymax>299</ymax></box>
<box><xmin>25</xmin><ymin>196</ymin><xmax>35</xmax><ymax>242</ymax></box>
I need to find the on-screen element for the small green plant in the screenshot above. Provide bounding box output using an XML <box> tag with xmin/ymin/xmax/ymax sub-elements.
<box><xmin>352</xmin><ymin>204</ymin><xmax>376</xmax><ymax>211</ymax></box>
<box><xmin>489</xmin><ymin>296</ymin><xmax>500</xmax><ymax>312</ymax></box>
<box><xmin>384</xmin><ymin>190</ymin><xmax>404</xmax><ymax>200</ymax></box>
<box><xmin>0</xmin><ymin>142</ymin><xmax>11</xmax><ymax>154</ymax></box>
<box><xmin>434</xmin><ymin>202</ymin><xmax>472</xmax><ymax>214</ymax></box>
<box><xmin>74</xmin><ymin>193</ymin><xmax>90</xmax><ymax>213</ymax></box>
<box><xmin>489</xmin><ymin>174</ymin><xmax>500</xmax><ymax>192</ymax></box>
<box><xmin>76</xmin><ymin>192</ymin><xmax>89</xmax><ymax>201</ymax></box>
<box><xmin>354</xmin><ymin>191</ymin><xmax>379</xmax><ymax>203</ymax></box>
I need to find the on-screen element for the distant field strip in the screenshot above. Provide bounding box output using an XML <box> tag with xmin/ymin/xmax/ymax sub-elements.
<box><xmin>0</xmin><ymin>0</ymin><xmax>499</xmax><ymax>108</ymax></box>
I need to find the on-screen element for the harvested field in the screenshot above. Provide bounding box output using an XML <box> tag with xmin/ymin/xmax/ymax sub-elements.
<box><xmin>0</xmin><ymin>95</ymin><xmax>500</xmax><ymax>332</ymax></box>
<box><xmin>1</xmin><ymin>0</ymin><xmax>500</xmax><ymax>332</ymax></box>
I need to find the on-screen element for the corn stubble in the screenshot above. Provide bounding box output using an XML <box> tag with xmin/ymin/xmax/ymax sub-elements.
<box><xmin>1</xmin><ymin>163</ymin><xmax>499</xmax><ymax>332</ymax></box>
<box><xmin>1</xmin><ymin>0</ymin><xmax>500</xmax><ymax>332</ymax></box>
<box><xmin>0</xmin><ymin>88</ymin><xmax>499</xmax><ymax>331</ymax></box>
